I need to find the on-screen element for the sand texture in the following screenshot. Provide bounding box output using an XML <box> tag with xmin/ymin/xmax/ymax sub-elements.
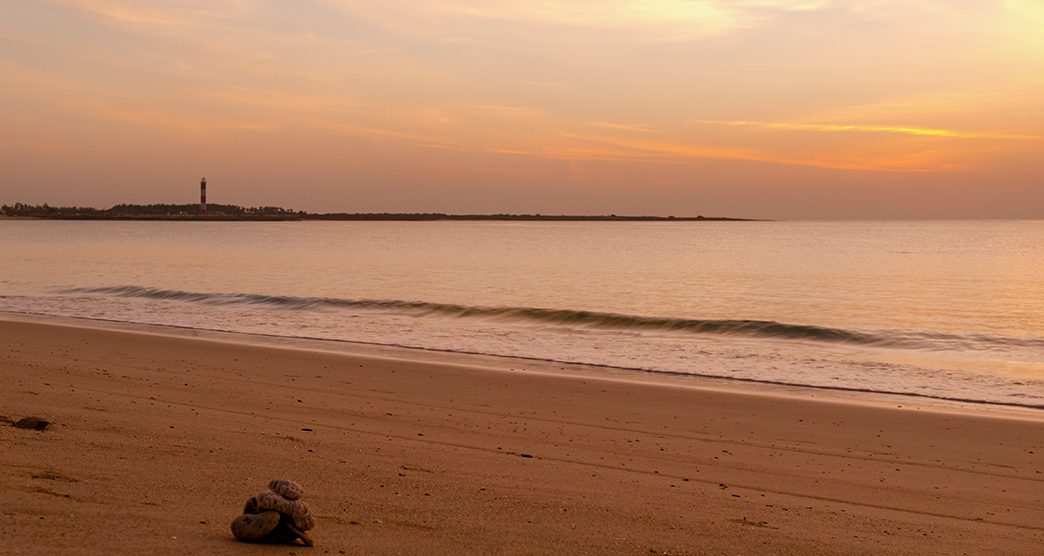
<box><xmin>1</xmin><ymin>318</ymin><xmax>1042</xmax><ymax>554</ymax></box>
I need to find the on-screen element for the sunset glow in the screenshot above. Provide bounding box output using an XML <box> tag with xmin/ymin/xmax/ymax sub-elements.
<box><xmin>2</xmin><ymin>0</ymin><xmax>1042</xmax><ymax>217</ymax></box>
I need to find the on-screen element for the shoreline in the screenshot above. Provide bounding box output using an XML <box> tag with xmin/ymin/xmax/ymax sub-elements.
<box><xmin>2</xmin><ymin>213</ymin><xmax>763</xmax><ymax>222</ymax></box>
<box><xmin>2</xmin><ymin>314</ymin><xmax>1042</xmax><ymax>553</ymax></box>
<box><xmin>3</xmin><ymin>310</ymin><xmax>1042</xmax><ymax>419</ymax></box>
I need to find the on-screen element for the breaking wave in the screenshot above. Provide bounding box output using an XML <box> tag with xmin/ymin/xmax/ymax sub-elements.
<box><xmin>62</xmin><ymin>285</ymin><xmax>1044</xmax><ymax>352</ymax></box>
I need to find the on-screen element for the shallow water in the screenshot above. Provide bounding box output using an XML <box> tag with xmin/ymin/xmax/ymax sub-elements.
<box><xmin>2</xmin><ymin>219</ymin><xmax>1042</xmax><ymax>407</ymax></box>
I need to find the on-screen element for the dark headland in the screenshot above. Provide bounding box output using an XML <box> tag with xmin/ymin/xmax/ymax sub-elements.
<box><xmin>1</xmin><ymin>203</ymin><xmax>763</xmax><ymax>222</ymax></box>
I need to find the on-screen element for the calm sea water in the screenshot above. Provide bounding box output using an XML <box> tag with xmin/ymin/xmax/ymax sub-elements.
<box><xmin>2</xmin><ymin>220</ymin><xmax>1042</xmax><ymax>408</ymax></box>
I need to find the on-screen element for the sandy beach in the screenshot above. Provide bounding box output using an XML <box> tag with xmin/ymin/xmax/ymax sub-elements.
<box><xmin>1</xmin><ymin>316</ymin><xmax>1041</xmax><ymax>555</ymax></box>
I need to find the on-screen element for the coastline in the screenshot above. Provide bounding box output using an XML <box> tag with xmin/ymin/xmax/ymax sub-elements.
<box><xmin>2</xmin><ymin>315</ymin><xmax>1042</xmax><ymax>554</ymax></box>
<box><xmin>0</xmin><ymin>211</ymin><xmax>761</xmax><ymax>222</ymax></box>
<box><xmin>4</xmin><ymin>310</ymin><xmax>1041</xmax><ymax>417</ymax></box>
<box><xmin>0</xmin><ymin>216</ymin><xmax>761</xmax><ymax>222</ymax></box>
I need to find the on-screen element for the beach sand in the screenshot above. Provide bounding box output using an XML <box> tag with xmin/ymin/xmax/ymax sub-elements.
<box><xmin>1</xmin><ymin>317</ymin><xmax>1041</xmax><ymax>555</ymax></box>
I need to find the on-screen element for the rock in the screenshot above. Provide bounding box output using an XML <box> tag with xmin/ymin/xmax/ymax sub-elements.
<box><xmin>13</xmin><ymin>417</ymin><xmax>50</xmax><ymax>431</ymax></box>
<box><xmin>232</xmin><ymin>480</ymin><xmax>316</xmax><ymax>547</ymax></box>
<box><xmin>254</xmin><ymin>490</ymin><xmax>315</xmax><ymax>530</ymax></box>
<box><xmin>269</xmin><ymin>479</ymin><xmax>304</xmax><ymax>500</ymax></box>
<box><xmin>242</xmin><ymin>496</ymin><xmax>260</xmax><ymax>514</ymax></box>
<box><xmin>277</xmin><ymin>520</ymin><xmax>314</xmax><ymax>547</ymax></box>
<box><xmin>230</xmin><ymin>511</ymin><xmax>281</xmax><ymax>542</ymax></box>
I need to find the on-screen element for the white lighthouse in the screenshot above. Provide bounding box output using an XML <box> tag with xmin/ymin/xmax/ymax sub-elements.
<box><xmin>200</xmin><ymin>177</ymin><xmax>207</xmax><ymax>214</ymax></box>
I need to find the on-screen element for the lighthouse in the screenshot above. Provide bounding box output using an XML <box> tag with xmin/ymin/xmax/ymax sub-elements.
<box><xmin>200</xmin><ymin>177</ymin><xmax>207</xmax><ymax>214</ymax></box>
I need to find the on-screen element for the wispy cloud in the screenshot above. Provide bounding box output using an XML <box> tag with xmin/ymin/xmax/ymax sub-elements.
<box><xmin>94</xmin><ymin>106</ymin><xmax>279</xmax><ymax>133</ymax></box>
<box><xmin>590</xmin><ymin>122</ymin><xmax>655</xmax><ymax>133</ymax></box>
<box><xmin>328</xmin><ymin>0</ymin><xmax>843</xmax><ymax>42</ymax></box>
<box><xmin>308</xmin><ymin>120</ymin><xmax>463</xmax><ymax>150</ymax></box>
<box><xmin>556</xmin><ymin>131</ymin><xmax>953</xmax><ymax>171</ymax></box>
<box><xmin>461</xmin><ymin>104</ymin><xmax>546</xmax><ymax>118</ymax></box>
<box><xmin>51</xmin><ymin>0</ymin><xmax>251</xmax><ymax>27</ymax></box>
<box><xmin>52</xmin><ymin>0</ymin><xmax>186</xmax><ymax>26</ymax></box>
<box><xmin>692</xmin><ymin>119</ymin><xmax>1039</xmax><ymax>141</ymax></box>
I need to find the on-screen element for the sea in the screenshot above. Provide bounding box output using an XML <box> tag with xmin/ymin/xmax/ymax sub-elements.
<box><xmin>2</xmin><ymin>219</ymin><xmax>1042</xmax><ymax>409</ymax></box>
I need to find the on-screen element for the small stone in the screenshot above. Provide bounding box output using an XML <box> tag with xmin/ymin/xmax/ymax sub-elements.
<box><xmin>13</xmin><ymin>417</ymin><xmax>50</xmax><ymax>431</ymax></box>
<box><xmin>268</xmin><ymin>479</ymin><xmax>304</xmax><ymax>500</ymax></box>
<box><xmin>254</xmin><ymin>490</ymin><xmax>315</xmax><ymax>530</ymax></box>
<box><xmin>231</xmin><ymin>511</ymin><xmax>281</xmax><ymax>542</ymax></box>
<box><xmin>234</xmin><ymin>480</ymin><xmax>316</xmax><ymax>546</ymax></box>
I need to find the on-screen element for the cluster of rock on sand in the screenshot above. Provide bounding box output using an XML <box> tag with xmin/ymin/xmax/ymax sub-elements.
<box><xmin>231</xmin><ymin>480</ymin><xmax>316</xmax><ymax>547</ymax></box>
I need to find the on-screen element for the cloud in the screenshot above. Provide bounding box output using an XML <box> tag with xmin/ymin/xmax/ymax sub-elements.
<box><xmin>691</xmin><ymin>120</ymin><xmax>1039</xmax><ymax>141</ymax></box>
<box><xmin>52</xmin><ymin>0</ymin><xmax>185</xmax><ymax>26</ymax></box>
<box><xmin>51</xmin><ymin>0</ymin><xmax>251</xmax><ymax>27</ymax></box>
<box><xmin>433</xmin><ymin>1</ymin><xmax>734</xmax><ymax>27</ymax></box>
<box><xmin>590</xmin><ymin>122</ymin><xmax>655</xmax><ymax>133</ymax></box>
<box><xmin>556</xmin><ymin>132</ymin><xmax>947</xmax><ymax>171</ymax></box>
<box><xmin>13</xmin><ymin>0</ymin><xmax>1038</xmax><ymax>178</ymax></box>
<box><xmin>307</xmin><ymin>120</ymin><xmax>463</xmax><ymax>149</ymax></box>
<box><xmin>461</xmin><ymin>104</ymin><xmax>546</xmax><ymax>118</ymax></box>
<box><xmin>324</xmin><ymin>0</ymin><xmax>843</xmax><ymax>42</ymax></box>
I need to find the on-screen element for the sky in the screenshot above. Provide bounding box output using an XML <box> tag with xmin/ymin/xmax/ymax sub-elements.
<box><xmin>1</xmin><ymin>0</ymin><xmax>1042</xmax><ymax>218</ymax></box>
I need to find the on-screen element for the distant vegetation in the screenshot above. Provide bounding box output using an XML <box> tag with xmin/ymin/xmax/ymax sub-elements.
<box><xmin>2</xmin><ymin>202</ymin><xmax>756</xmax><ymax>222</ymax></box>
<box><xmin>2</xmin><ymin>202</ymin><xmax>102</xmax><ymax>217</ymax></box>
<box><xmin>305</xmin><ymin>213</ymin><xmax>724</xmax><ymax>221</ymax></box>
<box><xmin>2</xmin><ymin>202</ymin><xmax>300</xmax><ymax>218</ymax></box>
<box><xmin>107</xmin><ymin>203</ymin><xmax>300</xmax><ymax>216</ymax></box>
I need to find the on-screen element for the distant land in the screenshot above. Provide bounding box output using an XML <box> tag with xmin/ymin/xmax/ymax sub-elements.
<box><xmin>0</xmin><ymin>203</ymin><xmax>761</xmax><ymax>222</ymax></box>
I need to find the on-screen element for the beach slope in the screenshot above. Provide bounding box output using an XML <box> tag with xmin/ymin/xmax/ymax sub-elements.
<box><xmin>1</xmin><ymin>318</ymin><xmax>1041</xmax><ymax>554</ymax></box>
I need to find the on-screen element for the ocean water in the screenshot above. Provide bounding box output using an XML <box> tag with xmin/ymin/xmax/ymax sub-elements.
<box><xmin>2</xmin><ymin>219</ymin><xmax>1042</xmax><ymax>408</ymax></box>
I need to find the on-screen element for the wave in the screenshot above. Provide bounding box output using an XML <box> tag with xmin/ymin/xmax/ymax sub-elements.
<box><xmin>4</xmin><ymin>308</ymin><xmax>1039</xmax><ymax>406</ymax></box>
<box><xmin>61</xmin><ymin>285</ymin><xmax>1044</xmax><ymax>351</ymax></box>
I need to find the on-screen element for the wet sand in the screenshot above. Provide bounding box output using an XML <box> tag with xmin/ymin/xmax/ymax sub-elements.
<box><xmin>1</xmin><ymin>317</ymin><xmax>1042</xmax><ymax>554</ymax></box>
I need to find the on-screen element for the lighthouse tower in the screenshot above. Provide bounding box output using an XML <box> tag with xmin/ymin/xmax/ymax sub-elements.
<box><xmin>200</xmin><ymin>177</ymin><xmax>207</xmax><ymax>214</ymax></box>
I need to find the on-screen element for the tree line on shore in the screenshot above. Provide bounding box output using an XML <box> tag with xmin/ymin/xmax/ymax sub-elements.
<box><xmin>3</xmin><ymin>202</ymin><xmax>749</xmax><ymax>221</ymax></box>
<box><xmin>1</xmin><ymin>202</ymin><xmax>301</xmax><ymax>217</ymax></box>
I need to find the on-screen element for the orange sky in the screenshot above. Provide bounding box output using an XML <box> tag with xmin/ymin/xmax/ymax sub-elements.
<box><xmin>1</xmin><ymin>1</ymin><xmax>1042</xmax><ymax>218</ymax></box>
